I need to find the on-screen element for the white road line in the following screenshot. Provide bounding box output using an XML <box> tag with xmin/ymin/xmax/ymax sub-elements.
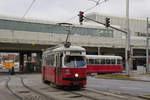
<box><xmin>120</xmin><ymin>87</ymin><xmax>142</xmax><ymax>90</ymax></box>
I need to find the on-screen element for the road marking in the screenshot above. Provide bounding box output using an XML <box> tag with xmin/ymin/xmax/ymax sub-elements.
<box><xmin>87</xmin><ymin>88</ymin><xmax>127</xmax><ymax>99</ymax></box>
<box><xmin>120</xmin><ymin>87</ymin><xmax>142</xmax><ymax>90</ymax></box>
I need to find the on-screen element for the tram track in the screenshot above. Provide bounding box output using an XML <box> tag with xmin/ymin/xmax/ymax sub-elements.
<box><xmin>67</xmin><ymin>89</ymin><xmax>122</xmax><ymax>100</ymax></box>
<box><xmin>85</xmin><ymin>88</ymin><xmax>148</xmax><ymax>100</ymax></box>
<box><xmin>5</xmin><ymin>74</ymin><xmax>146</xmax><ymax>100</ymax></box>
<box><xmin>60</xmin><ymin>87</ymin><xmax>145</xmax><ymax>100</ymax></box>
<box><xmin>20</xmin><ymin>77</ymin><xmax>55</xmax><ymax>100</ymax></box>
<box><xmin>31</xmin><ymin>82</ymin><xmax>145</xmax><ymax>100</ymax></box>
<box><xmin>68</xmin><ymin>91</ymin><xmax>102</xmax><ymax>100</ymax></box>
<box><xmin>39</xmin><ymin>85</ymin><xmax>126</xmax><ymax>100</ymax></box>
<box><xmin>0</xmin><ymin>78</ymin><xmax>8</xmax><ymax>83</ymax></box>
<box><xmin>5</xmin><ymin>76</ymin><xmax>23</xmax><ymax>100</ymax></box>
<box><xmin>5</xmin><ymin>76</ymin><xmax>54</xmax><ymax>100</ymax></box>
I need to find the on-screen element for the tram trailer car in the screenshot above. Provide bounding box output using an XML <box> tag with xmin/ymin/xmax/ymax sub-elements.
<box><xmin>86</xmin><ymin>55</ymin><xmax>123</xmax><ymax>74</ymax></box>
<box><xmin>42</xmin><ymin>46</ymin><xmax>87</xmax><ymax>88</ymax></box>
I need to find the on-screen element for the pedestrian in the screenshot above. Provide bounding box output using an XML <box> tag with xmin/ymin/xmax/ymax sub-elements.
<box><xmin>11</xmin><ymin>66</ymin><xmax>15</xmax><ymax>75</ymax></box>
<box><xmin>8</xmin><ymin>67</ymin><xmax>11</xmax><ymax>75</ymax></box>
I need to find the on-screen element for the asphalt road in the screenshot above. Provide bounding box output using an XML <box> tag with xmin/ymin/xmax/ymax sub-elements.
<box><xmin>87</xmin><ymin>76</ymin><xmax>150</xmax><ymax>96</ymax></box>
<box><xmin>0</xmin><ymin>74</ymin><xmax>148</xmax><ymax>100</ymax></box>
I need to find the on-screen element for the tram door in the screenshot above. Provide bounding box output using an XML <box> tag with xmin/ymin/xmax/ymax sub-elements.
<box><xmin>55</xmin><ymin>53</ymin><xmax>62</xmax><ymax>84</ymax></box>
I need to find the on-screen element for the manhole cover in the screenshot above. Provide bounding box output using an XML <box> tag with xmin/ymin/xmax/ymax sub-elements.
<box><xmin>18</xmin><ymin>91</ymin><xmax>30</xmax><ymax>93</ymax></box>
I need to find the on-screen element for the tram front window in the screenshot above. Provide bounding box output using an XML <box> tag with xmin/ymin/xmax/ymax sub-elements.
<box><xmin>64</xmin><ymin>56</ymin><xmax>86</xmax><ymax>68</ymax></box>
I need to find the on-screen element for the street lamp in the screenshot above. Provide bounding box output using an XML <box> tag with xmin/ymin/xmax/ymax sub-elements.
<box><xmin>125</xmin><ymin>0</ymin><xmax>131</xmax><ymax>76</ymax></box>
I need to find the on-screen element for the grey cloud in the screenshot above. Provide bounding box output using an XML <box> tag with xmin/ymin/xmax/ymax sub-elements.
<box><xmin>0</xmin><ymin>0</ymin><xmax>149</xmax><ymax>21</ymax></box>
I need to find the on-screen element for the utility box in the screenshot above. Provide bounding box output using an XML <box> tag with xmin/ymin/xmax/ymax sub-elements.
<box><xmin>137</xmin><ymin>66</ymin><xmax>146</xmax><ymax>74</ymax></box>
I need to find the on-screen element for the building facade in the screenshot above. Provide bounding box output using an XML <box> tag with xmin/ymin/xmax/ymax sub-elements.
<box><xmin>86</xmin><ymin>12</ymin><xmax>148</xmax><ymax>38</ymax></box>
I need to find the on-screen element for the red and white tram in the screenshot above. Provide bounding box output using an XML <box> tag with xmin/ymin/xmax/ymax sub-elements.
<box><xmin>42</xmin><ymin>46</ymin><xmax>87</xmax><ymax>87</ymax></box>
<box><xmin>86</xmin><ymin>55</ymin><xmax>123</xmax><ymax>74</ymax></box>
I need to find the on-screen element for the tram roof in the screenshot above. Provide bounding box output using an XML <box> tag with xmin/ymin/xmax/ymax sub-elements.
<box><xmin>86</xmin><ymin>55</ymin><xmax>122</xmax><ymax>59</ymax></box>
<box><xmin>43</xmin><ymin>46</ymin><xmax>86</xmax><ymax>53</ymax></box>
<box><xmin>53</xmin><ymin>46</ymin><xmax>85</xmax><ymax>52</ymax></box>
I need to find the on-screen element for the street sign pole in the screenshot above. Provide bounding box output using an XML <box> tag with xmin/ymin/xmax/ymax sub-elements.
<box><xmin>146</xmin><ymin>18</ymin><xmax>149</xmax><ymax>73</ymax></box>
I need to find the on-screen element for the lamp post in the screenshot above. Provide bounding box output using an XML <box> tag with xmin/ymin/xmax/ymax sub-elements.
<box><xmin>125</xmin><ymin>0</ymin><xmax>131</xmax><ymax>76</ymax></box>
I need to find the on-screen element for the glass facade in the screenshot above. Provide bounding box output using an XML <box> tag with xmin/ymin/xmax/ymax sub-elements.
<box><xmin>0</xmin><ymin>19</ymin><xmax>113</xmax><ymax>38</ymax></box>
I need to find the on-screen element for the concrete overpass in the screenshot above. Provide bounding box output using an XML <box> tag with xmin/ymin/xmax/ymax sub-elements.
<box><xmin>0</xmin><ymin>16</ymin><xmax>148</xmax><ymax>71</ymax></box>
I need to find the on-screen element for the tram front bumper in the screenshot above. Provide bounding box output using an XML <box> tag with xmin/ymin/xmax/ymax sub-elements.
<box><xmin>62</xmin><ymin>78</ymin><xmax>86</xmax><ymax>81</ymax></box>
<box><xmin>62</xmin><ymin>78</ymin><xmax>86</xmax><ymax>86</ymax></box>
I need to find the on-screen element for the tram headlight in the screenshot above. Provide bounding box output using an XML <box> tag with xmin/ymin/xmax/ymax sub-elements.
<box><xmin>75</xmin><ymin>73</ymin><xmax>79</xmax><ymax>78</ymax></box>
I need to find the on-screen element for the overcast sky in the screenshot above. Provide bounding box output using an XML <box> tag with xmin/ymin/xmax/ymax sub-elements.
<box><xmin>0</xmin><ymin>0</ymin><xmax>149</xmax><ymax>23</ymax></box>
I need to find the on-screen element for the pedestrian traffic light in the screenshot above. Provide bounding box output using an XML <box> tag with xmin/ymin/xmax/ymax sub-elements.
<box><xmin>78</xmin><ymin>11</ymin><xmax>84</xmax><ymax>25</ymax></box>
<box><xmin>105</xmin><ymin>17</ymin><xmax>110</xmax><ymax>27</ymax></box>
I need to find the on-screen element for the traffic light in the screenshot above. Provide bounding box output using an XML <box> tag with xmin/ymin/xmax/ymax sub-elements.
<box><xmin>127</xmin><ymin>50</ymin><xmax>131</xmax><ymax>59</ymax></box>
<box><xmin>105</xmin><ymin>17</ymin><xmax>110</xmax><ymax>27</ymax></box>
<box><xmin>78</xmin><ymin>11</ymin><xmax>84</xmax><ymax>25</ymax></box>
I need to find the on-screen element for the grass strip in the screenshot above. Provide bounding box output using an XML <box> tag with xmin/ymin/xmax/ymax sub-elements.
<box><xmin>95</xmin><ymin>74</ymin><xmax>131</xmax><ymax>80</ymax></box>
<box><xmin>139</xmin><ymin>95</ymin><xmax>150</xmax><ymax>99</ymax></box>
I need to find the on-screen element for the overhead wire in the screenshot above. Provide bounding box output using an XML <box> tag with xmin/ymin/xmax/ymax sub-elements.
<box><xmin>64</xmin><ymin>0</ymin><xmax>108</xmax><ymax>22</ymax></box>
<box><xmin>21</xmin><ymin>0</ymin><xmax>36</xmax><ymax>19</ymax></box>
<box><xmin>84</xmin><ymin>0</ymin><xmax>107</xmax><ymax>12</ymax></box>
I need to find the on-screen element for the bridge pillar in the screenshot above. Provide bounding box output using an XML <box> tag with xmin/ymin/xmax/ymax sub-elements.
<box><xmin>36</xmin><ymin>52</ymin><xmax>42</xmax><ymax>72</ymax></box>
<box><xmin>19</xmin><ymin>52</ymin><xmax>24</xmax><ymax>72</ymax></box>
<box><xmin>27</xmin><ymin>52</ymin><xmax>32</xmax><ymax>61</ymax></box>
<box><xmin>97</xmin><ymin>47</ymin><xmax>101</xmax><ymax>55</ymax></box>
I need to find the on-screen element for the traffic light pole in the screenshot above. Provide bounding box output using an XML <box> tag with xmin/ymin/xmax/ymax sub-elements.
<box><xmin>146</xmin><ymin>38</ymin><xmax>149</xmax><ymax>73</ymax></box>
<box><xmin>125</xmin><ymin>0</ymin><xmax>130</xmax><ymax>76</ymax></box>
<box><xmin>146</xmin><ymin>18</ymin><xmax>149</xmax><ymax>73</ymax></box>
<box><xmin>83</xmin><ymin>16</ymin><xmax>127</xmax><ymax>34</ymax></box>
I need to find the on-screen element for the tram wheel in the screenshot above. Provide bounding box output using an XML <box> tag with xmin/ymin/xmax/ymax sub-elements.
<box><xmin>50</xmin><ymin>82</ymin><xmax>57</xmax><ymax>88</ymax></box>
<box><xmin>42</xmin><ymin>80</ymin><xmax>46</xmax><ymax>83</ymax></box>
<box><xmin>42</xmin><ymin>79</ymin><xmax>49</xmax><ymax>84</ymax></box>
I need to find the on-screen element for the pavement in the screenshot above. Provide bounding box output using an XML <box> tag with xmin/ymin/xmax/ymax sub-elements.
<box><xmin>124</xmin><ymin>71</ymin><xmax>150</xmax><ymax>82</ymax></box>
<box><xmin>131</xmin><ymin>74</ymin><xmax>150</xmax><ymax>82</ymax></box>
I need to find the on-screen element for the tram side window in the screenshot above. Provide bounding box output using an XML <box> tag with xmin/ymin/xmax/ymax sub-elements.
<box><xmin>106</xmin><ymin>59</ymin><xmax>111</xmax><ymax>64</ymax></box>
<box><xmin>86</xmin><ymin>59</ymin><xmax>89</xmax><ymax>64</ymax></box>
<box><xmin>45</xmin><ymin>54</ymin><xmax>55</xmax><ymax>66</ymax></box>
<box><xmin>42</xmin><ymin>56</ymin><xmax>47</xmax><ymax>66</ymax></box>
<box><xmin>101</xmin><ymin>59</ymin><xmax>105</xmax><ymax>64</ymax></box>
<box><xmin>95</xmin><ymin>59</ymin><xmax>101</xmax><ymax>64</ymax></box>
<box><xmin>89</xmin><ymin>59</ymin><xmax>95</xmax><ymax>65</ymax></box>
<box><xmin>117</xmin><ymin>59</ymin><xmax>122</xmax><ymax>65</ymax></box>
<box><xmin>49</xmin><ymin>54</ymin><xmax>54</xmax><ymax>66</ymax></box>
<box><xmin>50</xmin><ymin>55</ymin><xmax>54</xmax><ymax>66</ymax></box>
<box><xmin>111</xmin><ymin>59</ymin><xmax>116</xmax><ymax>64</ymax></box>
<box><xmin>45</xmin><ymin>55</ymin><xmax>50</xmax><ymax>66</ymax></box>
<box><xmin>48</xmin><ymin>55</ymin><xmax>51</xmax><ymax>66</ymax></box>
